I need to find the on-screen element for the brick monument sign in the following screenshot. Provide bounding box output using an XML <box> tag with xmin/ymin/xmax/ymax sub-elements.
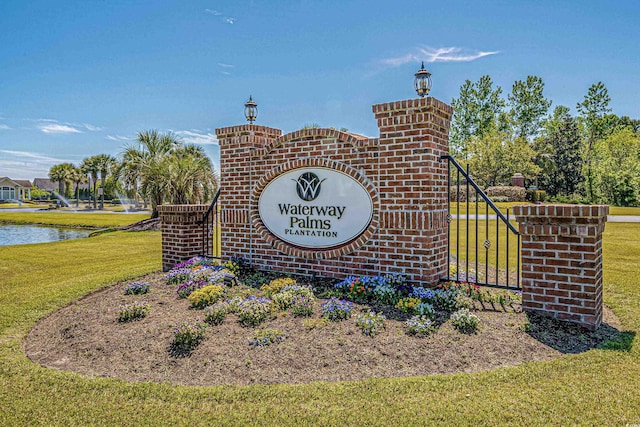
<box><xmin>214</xmin><ymin>97</ymin><xmax>453</xmax><ymax>286</ymax></box>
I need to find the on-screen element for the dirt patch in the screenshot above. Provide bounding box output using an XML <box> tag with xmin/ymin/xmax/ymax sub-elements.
<box><xmin>24</xmin><ymin>273</ymin><xmax>623</xmax><ymax>386</ymax></box>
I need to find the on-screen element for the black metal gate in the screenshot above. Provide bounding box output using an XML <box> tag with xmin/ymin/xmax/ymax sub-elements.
<box><xmin>441</xmin><ymin>155</ymin><xmax>521</xmax><ymax>290</ymax></box>
<box><xmin>201</xmin><ymin>189</ymin><xmax>221</xmax><ymax>259</ymax></box>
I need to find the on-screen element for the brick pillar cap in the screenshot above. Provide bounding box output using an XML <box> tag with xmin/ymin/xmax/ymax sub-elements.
<box><xmin>512</xmin><ymin>204</ymin><xmax>609</xmax><ymax>219</ymax></box>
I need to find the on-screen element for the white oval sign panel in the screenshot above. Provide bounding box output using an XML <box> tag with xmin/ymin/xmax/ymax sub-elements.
<box><xmin>258</xmin><ymin>167</ymin><xmax>373</xmax><ymax>249</ymax></box>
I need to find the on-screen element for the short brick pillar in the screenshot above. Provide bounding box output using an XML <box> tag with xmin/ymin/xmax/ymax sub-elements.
<box><xmin>511</xmin><ymin>173</ymin><xmax>525</xmax><ymax>188</ymax></box>
<box><xmin>158</xmin><ymin>205</ymin><xmax>209</xmax><ymax>271</ymax></box>
<box><xmin>513</xmin><ymin>204</ymin><xmax>609</xmax><ymax>330</ymax></box>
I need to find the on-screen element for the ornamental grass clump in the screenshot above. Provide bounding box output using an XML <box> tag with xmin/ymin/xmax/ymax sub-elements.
<box><xmin>204</xmin><ymin>301</ymin><xmax>230</xmax><ymax>325</ymax></box>
<box><xmin>172</xmin><ymin>319</ymin><xmax>207</xmax><ymax>351</ymax></box>
<box><xmin>124</xmin><ymin>281</ymin><xmax>150</xmax><ymax>295</ymax></box>
<box><xmin>176</xmin><ymin>280</ymin><xmax>207</xmax><ymax>298</ymax></box>
<box><xmin>405</xmin><ymin>315</ymin><xmax>437</xmax><ymax>337</ymax></box>
<box><xmin>290</xmin><ymin>294</ymin><xmax>315</xmax><ymax>317</ymax></box>
<box><xmin>355</xmin><ymin>311</ymin><xmax>386</xmax><ymax>337</ymax></box>
<box><xmin>237</xmin><ymin>296</ymin><xmax>273</xmax><ymax>327</ymax></box>
<box><xmin>118</xmin><ymin>301</ymin><xmax>150</xmax><ymax>322</ymax></box>
<box><xmin>260</xmin><ymin>277</ymin><xmax>297</xmax><ymax>297</ymax></box>
<box><xmin>451</xmin><ymin>308</ymin><xmax>480</xmax><ymax>334</ymax></box>
<box><xmin>249</xmin><ymin>328</ymin><xmax>286</xmax><ymax>347</ymax></box>
<box><xmin>321</xmin><ymin>297</ymin><xmax>354</xmax><ymax>321</ymax></box>
<box><xmin>187</xmin><ymin>285</ymin><xmax>225</xmax><ymax>309</ymax></box>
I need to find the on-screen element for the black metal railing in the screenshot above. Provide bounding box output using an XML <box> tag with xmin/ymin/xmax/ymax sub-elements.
<box><xmin>440</xmin><ymin>155</ymin><xmax>521</xmax><ymax>289</ymax></box>
<box><xmin>201</xmin><ymin>189</ymin><xmax>221</xmax><ymax>259</ymax></box>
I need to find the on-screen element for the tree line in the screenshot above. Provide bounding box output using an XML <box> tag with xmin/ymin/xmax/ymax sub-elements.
<box><xmin>48</xmin><ymin>130</ymin><xmax>218</xmax><ymax>217</ymax></box>
<box><xmin>451</xmin><ymin>76</ymin><xmax>640</xmax><ymax>206</ymax></box>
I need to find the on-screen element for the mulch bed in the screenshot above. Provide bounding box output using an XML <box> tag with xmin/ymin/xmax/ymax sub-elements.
<box><xmin>24</xmin><ymin>272</ymin><xmax>622</xmax><ymax>386</ymax></box>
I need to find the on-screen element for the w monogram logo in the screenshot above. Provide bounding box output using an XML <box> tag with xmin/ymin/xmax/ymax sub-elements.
<box><xmin>294</xmin><ymin>172</ymin><xmax>326</xmax><ymax>201</ymax></box>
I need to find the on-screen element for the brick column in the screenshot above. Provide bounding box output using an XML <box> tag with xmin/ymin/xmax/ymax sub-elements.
<box><xmin>158</xmin><ymin>205</ymin><xmax>209</xmax><ymax>271</ymax></box>
<box><xmin>372</xmin><ymin>97</ymin><xmax>453</xmax><ymax>285</ymax></box>
<box><xmin>513</xmin><ymin>204</ymin><xmax>609</xmax><ymax>330</ymax></box>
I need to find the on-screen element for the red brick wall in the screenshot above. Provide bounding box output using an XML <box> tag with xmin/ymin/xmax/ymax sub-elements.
<box><xmin>215</xmin><ymin>97</ymin><xmax>453</xmax><ymax>285</ymax></box>
<box><xmin>513</xmin><ymin>204</ymin><xmax>609</xmax><ymax>330</ymax></box>
<box><xmin>158</xmin><ymin>204</ymin><xmax>209</xmax><ymax>271</ymax></box>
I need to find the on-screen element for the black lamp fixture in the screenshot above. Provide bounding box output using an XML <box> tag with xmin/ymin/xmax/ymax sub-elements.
<box><xmin>244</xmin><ymin>95</ymin><xmax>258</xmax><ymax>123</ymax></box>
<box><xmin>414</xmin><ymin>61</ymin><xmax>432</xmax><ymax>97</ymax></box>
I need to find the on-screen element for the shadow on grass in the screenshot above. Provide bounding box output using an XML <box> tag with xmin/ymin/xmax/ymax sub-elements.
<box><xmin>525</xmin><ymin>312</ymin><xmax>635</xmax><ymax>353</ymax></box>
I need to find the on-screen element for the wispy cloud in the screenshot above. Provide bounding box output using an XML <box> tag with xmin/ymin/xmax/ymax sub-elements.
<box><xmin>218</xmin><ymin>63</ymin><xmax>233</xmax><ymax>68</ymax></box>
<box><xmin>106</xmin><ymin>134</ymin><xmax>132</xmax><ymax>142</ymax></box>
<box><xmin>0</xmin><ymin>124</ymin><xmax>10</xmax><ymax>130</ymax></box>
<box><xmin>381</xmin><ymin>46</ymin><xmax>500</xmax><ymax>67</ymax></box>
<box><xmin>225</xmin><ymin>17</ymin><xmax>236</xmax><ymax>24</ymax></box>
<box><xmin>0</xmin><ymin>150</ymin><xmax>74</xmax><ymax>179</ymax></box>
<box><xmin>34</xmin><ymin>119</ymin><xmax>103</xmax><ymax>134</ymax></box>
<box><xmin>39</xmin><ymin>123</ymin><xmax>83</xmax><ymax>134</ymax></box>
<box><xmin>82</xmin><ymin>123</ymin><xmax>104</xmax><ymax>132</ymax></box>
<box><xmin>175</xmin><ymin>130</ymin><xmax>218</xmax><ymax>145</ymax></box>
<box><xmin>204</xmin><ymin>9</ymin><xmax>221</xmax><ymax>15</ymax></box>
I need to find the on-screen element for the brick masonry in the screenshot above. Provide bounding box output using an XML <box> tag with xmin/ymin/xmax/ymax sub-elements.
<box><xmin>158</xmin><ymin>204</ymin><xmax>210</xmax><ymax>271</ymax></box>
<box><xmin>513</xmin><ymin>204</ymin><xmax>609</xmax><ymax>330</ymax></box>
<box><xmin>214</xmin><ymin>97</ymin><xmax>454</xmax><ymax>285</ymax></box>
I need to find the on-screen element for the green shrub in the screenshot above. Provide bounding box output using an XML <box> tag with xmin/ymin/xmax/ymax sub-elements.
<box><xmin>451</xmin><ymin>308</ymin><xmax>480</xmax><ymax>334</ymax></box>
<box><xmin>485</xmin><ymin>186</ymin><xmax>526</xmax><ymax>202</ymax></box>
<box><xmin>260</xmin><ymin>277</ymin><xmax>296</xmax><ymax>297</ymax></box>
<box><xmin>355</xmin><ymin>311</ymin><xmax>386</xmax><ymax>337</ymax></box>
<box><xmin>405</xmin><ymin>315</ymin><xmax>437</xmax><ymax>337</ymax></box>
<box><xmin>290</xmin><ymin>294</ymin><xmax>315</xmax><ymax>317</ymax></box>
<box><xmin>395</xmin><ymin>297</ymin><xmax>422</xmax><ymax>313</ymax></box>
<box><xmin>525</xmin><ymin>189</ymin><xmax>547</xmax><ymax>203</ymax></box>
<box><xmin>118</xmin><ymin>301</ymin><xmax>150</xmax><ymax>322</ymax></box>
<box><xmin>249</xmin><ymin>328</ymin><xmax>286</xmax><ymax>347</ymax></box>
<box><xmin>173</xmin><ymin>319</ymin><xmax>207</xmax><ymax>350</ymax></box>
<box><xmin>237</xmin><ymin>296</ymin><xmax>273</xmax><ymax>327</ymax></box>
<box><xmin>188</xmin><ymin>285</ymin><xmax>225</xmax><ymax>309</ymax></box>
<box><xmin>203</xmin><ymin>301</ymin><xmax>230</xmax><ymax>325</ymax></box>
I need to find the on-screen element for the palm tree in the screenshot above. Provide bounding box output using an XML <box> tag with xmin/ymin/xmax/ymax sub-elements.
<box><xmin>48</xmin><ymin>163</ymin><xmax>74</xmax><ymax>206</ymax></box>
<box><xmin>94</xmin><ymin>154</ymin><xmax>116</xmax><ymax>210</ymax></box>
<box><xmin>122</xmin><ymin>130</ymin><xmax>179</xmax><ymax>218</ymax></box>
<box><xmin>166</xmin><ymin>145</ymin><xmax>218</xmax><ymax>204</ymax></box>
<box><xmin>80</xmin><ymin>156</ymin><xmax>100</xmax><ymax>209</ymax></box>
<box><xmin>118</xmin><ymin>147</ymin><xmax>143</xmax><ymax>208</ymax></box>
<box><xmin>69</xmin><ymin>165</ymin><xmax>88</xmax><ymax>207</ymax></box>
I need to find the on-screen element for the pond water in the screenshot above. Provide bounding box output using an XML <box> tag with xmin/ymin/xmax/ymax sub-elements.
<box><xmin>0</xmin><ymin>224</ymin><xmax>92</xmax><ymax>246</ymax></box>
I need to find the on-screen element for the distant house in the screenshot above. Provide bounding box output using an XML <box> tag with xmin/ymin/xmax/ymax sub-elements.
<box><xmin>33</xmin><ymin>177</ymin><xmax>93</xmax><ymax>200</ymax></box>
<box><xmin>33</xmin><ymin>178</ymin><xmax>59</xmax><ymax>193</ymax></box>
<box><xmin>0</xmin><ymin>177</ymin><xmax>32</xmax><ymax>201</ymax></box>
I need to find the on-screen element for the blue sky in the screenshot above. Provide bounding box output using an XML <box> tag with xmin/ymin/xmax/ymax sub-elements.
<box><xmin>1</xmin><ymin>0</ymin><xmax>639</xmax><ymax>180</ymax></box>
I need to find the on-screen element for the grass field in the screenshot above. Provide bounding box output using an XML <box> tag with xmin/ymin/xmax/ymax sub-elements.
<box><xmin>0</xmin><ymin>211</ymin><xmax>151</xmax><ymax>228</ymax></box>
<box><xmin>450</xmin><ymin>201</ymin><xmax>640</xmax><ymax>217</ymax></box>
<box><xmin>0</xmin><ymin>217</ymin><xmax>639</xmax><ymax>425</ymax></box>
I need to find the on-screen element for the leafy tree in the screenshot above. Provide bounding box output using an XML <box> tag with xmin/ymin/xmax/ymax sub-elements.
<box><xmin>450</xmin><ymin>75</ymin><xmax>506</xmax><ymax>158</ymax></box>
<box><xmin>577</xmin><ymin>82</ymin><xmax>611</xmax><ymax>201</ymax></box>
<box><xmin>592</xmin><ymin>128</ymin><xmax>640</xmax><ymax>206</ymax></box>
<box><xmin>537</xmin><ymin>115</ymin><xmax>584</xmax><ymax>197</ymax></box>
<box><xmin>507</xmin><ymin>75</ymin><xmax>552</xmax><ymax>140</ymax></box>
<box><xmin>466</xmin><ymin>130</ymin><xmax>540</xmax><ymax>188</ymax></box>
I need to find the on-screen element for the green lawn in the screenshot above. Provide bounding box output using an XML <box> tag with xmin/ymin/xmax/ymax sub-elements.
<box><xmin>0</xmin><ymin>211</ymin><xmax>150</xmax><ymax>228</ymax></box>
<box><xmin>0</xmin><ymin>222</ymin><xmax>639</xmax><ymax>425</ymax></box>
<box><xmin>451</xmin><ymin>202</ymin><xmax>640</xmax><ymax>217</ymax></box>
